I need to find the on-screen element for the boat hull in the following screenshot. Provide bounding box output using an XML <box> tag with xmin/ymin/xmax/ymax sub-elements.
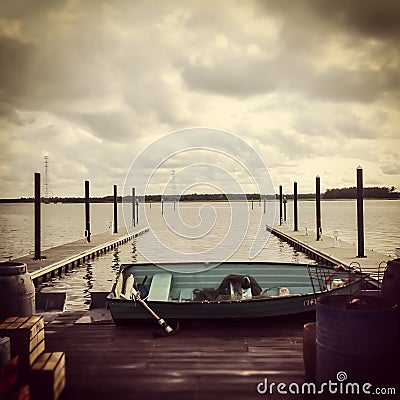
<box><xmin>108</xmin><ymin>273</ymin><xmax>363</xmax><ymax>323</ymax></box>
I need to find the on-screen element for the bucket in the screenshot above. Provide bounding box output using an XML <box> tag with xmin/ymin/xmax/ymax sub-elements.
<box><xmin>316</xmin><ymin>295</ymin><xmax>398</xmax><ymax>385</ymax></box>
<box><xmin>0</xmin><ymin>262</ymin><xmax>35</xmax><ymax>321</ymax></box>
<box><xmin>303</xmin><ymin>322</ymin><xmax>316</xmax><ymax>381</ymax></box>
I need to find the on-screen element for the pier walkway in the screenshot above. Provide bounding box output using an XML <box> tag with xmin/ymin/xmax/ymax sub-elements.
<box><xmin>13</xmin><ymin>227</ymin><xmax>149</xmax><ymax>285</ymax></box>
<box><xmin>268</xmin><ymin>224</ymin><xmax>391</xmax><ymax>276</ymax></box>
<box><xmin>43</xmin><ymin>311</ymin><xmax>309</xmax><ymax>400</ymax></box>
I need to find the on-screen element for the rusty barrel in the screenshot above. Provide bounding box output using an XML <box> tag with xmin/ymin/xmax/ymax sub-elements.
<box><xmin>382</xmin><ymin>258</ymin><xmax>400</xmax><ymax>318</ymax></box>
<box><xmin>316</xmin><ymin>295</ymin><xmax>397</xmax><ymax>385</ymax></box>
<box><xmin>0</xmin><ymin>261</ymin><xmax>35</xmax><ymax>321</ymax></box>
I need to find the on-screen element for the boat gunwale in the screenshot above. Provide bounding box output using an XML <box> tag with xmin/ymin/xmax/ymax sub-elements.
<box><xmin>106</xmin><ymin>277</ymin><xmax>365</xmax><ymax>305</ymax></box>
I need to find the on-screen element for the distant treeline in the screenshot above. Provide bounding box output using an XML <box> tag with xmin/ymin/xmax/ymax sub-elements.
<box><xmin>323</xmin><ymin>186</ymin><xmax>399</xmax><ymax>199</ymax></box>
<box><xmin>1</xmin><ymin>186</ymin><xmax>398</xmax><ymax>203</ymax></box>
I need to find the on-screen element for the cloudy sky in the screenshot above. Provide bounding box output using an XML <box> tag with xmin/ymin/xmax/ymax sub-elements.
<box><xmin>1</xmin><ymin>0</ymin><xmax>399</xmax><ymax>198</ymax></box>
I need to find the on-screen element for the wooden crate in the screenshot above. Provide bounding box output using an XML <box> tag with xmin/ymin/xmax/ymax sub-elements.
<box><xmin>30</xmin><ymin>352</ymin><xmax>66</xmax><ymax>400</ymax></box>
<box><xmin>0</xmin><ymin>316</ymin><xmax>45</xmax><ymax>380</ymax></box>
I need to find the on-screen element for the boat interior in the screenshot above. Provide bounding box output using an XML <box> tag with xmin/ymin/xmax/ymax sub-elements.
<box><xmin>111</xmin><ymin>262</ymin><xmax>361</xmax><ymax>303</ymax></box>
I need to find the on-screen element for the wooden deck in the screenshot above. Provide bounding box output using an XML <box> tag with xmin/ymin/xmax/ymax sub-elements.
<box><xmin>12</xmin><ymin>227</ymin><xmax>148</xmax><ymax>285</ymax></box>
<box><xmin>268</xmin><ymin>224</ymin><xmax>391</xmax><ymax>276</ymax></box>
<box><xmin>43</xmin><ymin>311</ymin><xmax>311</xmax><ymax>400</ymax></box>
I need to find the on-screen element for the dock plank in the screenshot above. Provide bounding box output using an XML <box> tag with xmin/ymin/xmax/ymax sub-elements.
<box><xmin>43</xmin><ymin>313</ymin><xmax>310</xmax><ymax>400</ymax></box>
<box><xmin>10</xmin><ymin>227</ymin><xmax>148</xmax><ymax>283</ymax></box>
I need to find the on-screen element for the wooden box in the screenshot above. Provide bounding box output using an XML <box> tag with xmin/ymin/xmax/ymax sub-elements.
<box><xmin>0</xmin><ymin>316</ymin><xmax>45</xmax><ymax>380</ymax></box>
<box><xmin>30</xmin><ymin>352</ymin><xmax>66</xmax><ymax>400</ymax></box>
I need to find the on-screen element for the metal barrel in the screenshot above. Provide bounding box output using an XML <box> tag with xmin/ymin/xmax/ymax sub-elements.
<box><xmin>382</xmin><ymin>258</ymin><xmax>400</xmax><ymax>355</ymax></box>
<box><xmin>382</xmin><ymin>258</ymin><xmax>400</xmax><ymax>305</ymax></box>
<box><xmin>316</xmin><ymin>295</ymin><xmax>398</xmax><ymax>385</ymax></box>
<box><xmin>0</xmin><ymin>261</ymin><xmax>35</xmax><ymax>321</ymax></box>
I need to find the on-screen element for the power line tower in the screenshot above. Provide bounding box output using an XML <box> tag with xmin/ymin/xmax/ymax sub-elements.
<box><xmin>43</xmin><ymin>155</ymin><xmax>52</xmax><ymax>200</ymax></box>
<box><xmin>171</xmin><ymin>170</ymin><xmax>177</xmax><ymax>200</ymax></box>
<box><xmin>171</xmin><ymin>170</ymin><xmax>177</xmax><ymax>210</ymax></box>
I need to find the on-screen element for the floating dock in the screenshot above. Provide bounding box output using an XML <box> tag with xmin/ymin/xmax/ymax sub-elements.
<box><xmin>12</xmin><ymin>227</ymin><xmax>149</xmax><ymax>285</ymax></box>
<box><xmin>268</xmin><ymin>224</ymin><xmax>391</xmax><ymax>276</ymax></box>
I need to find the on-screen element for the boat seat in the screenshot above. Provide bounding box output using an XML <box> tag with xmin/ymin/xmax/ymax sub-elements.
<box><xmin>147</xmin><ymin>273</ymin><xmax>172</xmax><ymax>302</ymax></box>
<box><xmin>123</xmin><ymin>274</ymin><xmax>135</xmax><ymax>299</ymax></box>
<box><xmin>114</xmin><ymin>273</ymin><xmax>124</xmax><ymax>298</ymax></box>
<box><xmin>179</xmin><ymin>288</ymin><xmax>194</xmax><ymax>302</ymax></box>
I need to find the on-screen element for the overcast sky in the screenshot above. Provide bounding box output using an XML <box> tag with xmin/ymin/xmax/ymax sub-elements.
<box><xmin>1</xmin><ymin>0</ymin><xmax>399</xmax><ymax>198</ymax></box>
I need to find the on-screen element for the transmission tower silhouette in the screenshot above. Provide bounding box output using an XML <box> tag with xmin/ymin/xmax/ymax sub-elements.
<box><xmin>43</xmin><ymin>155</ymin><xmax>52</xmax><ymax>199</ymax></box>
<box><xmin>171</xmin><ymin>170</ymin><xmax>177</xmax><ymax>201</ymax></box>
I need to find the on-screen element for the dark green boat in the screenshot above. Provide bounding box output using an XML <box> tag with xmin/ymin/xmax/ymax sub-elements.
<box><xmin>107</xmin><ymin>261</ymin><xmax>365</xmax><ymax>324</ymax></box>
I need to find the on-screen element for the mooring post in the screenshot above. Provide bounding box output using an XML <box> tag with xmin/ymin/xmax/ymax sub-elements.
<box><xmin>279</xmin><ymin>185</ymin><xmax>283</xmax><ymax>225</ymax></box>
<box><xmin>161</xmin><ymin>198</ymin><xmax>164</xmax><ymax>215</ymax></box>
<box><xmin>294</xmin><ymin>181</ymin><xmax>298</xmax><ymax>231</ymax></box>
<box><xmin>34</xmin><ymin>172</ymin><xmax>41</xmax><ymax>260</ymax></box>
<box><xmin>316</xmin><ymin>176</ymin><xmax>321</xmax><ymax>241</ymax></box>
<box><xmin>85</xmin><ymin>180</ymin><xmax>91</xmax><ymax>243</ymax></box>
<box><xmin>136</xmin><ymin>198</ymin><xmax>139</xmax><ymax>225</ymax></box>
<box><xmin>283</xmin><ymin>196</ymin><xmax>287</xmax><ymax>222</ymax></box>
<box><xmin>132</xmin><ymin>187</ymin><xmax>136</xmax><ymax>227</ymax></box>
<box><xmin>113</xmin><ymin>185</ymin><xmax>118</xmax><ymax>234</ymax></box>
<box><xmin>357</xmin><ymin>166</ymin><xmax>365</xmax><ymax>257</ymax></box>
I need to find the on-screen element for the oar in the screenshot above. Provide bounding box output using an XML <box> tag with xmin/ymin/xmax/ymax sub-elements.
<box><xmin>121</xmin><ymin>286</ymin><xmax>177</xmax><ymax>336</ymax></box>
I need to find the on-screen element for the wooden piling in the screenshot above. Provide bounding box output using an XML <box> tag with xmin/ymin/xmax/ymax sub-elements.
<box><xmin>316</xmin><ymin>176</ymin><xmax>321</xmax><ymax>241</ymax></box>
<box><xmin>293</xmin><ymin>181</ymin><xmax>298</xmax><ymax>231</ymax></box>
<box><xmin>357</xmin><ymin>166</ymin><xmax>365</xmax><ymax>258</ymax></box>
<box><xmin>113</xmin><ymin>185</ymin><xmax>118</xmax><ymax>234</ymax></box>
<box><xmin>85</xmin><ymin>180</ymin><xmax>91</xmax><ymax>243</ymax></box>
<box><xmin>279</xmin><ymin>185</ymin><xmax>283</xmax><ymax>226</ymax></box>
<box><xmin>283</xmin><ymin>196</ymin><xmax>287</xmax><ymax>222</ymax></box>
<box><xmin>34</xmin><ymin>172</ymin><xmax>41</xmax><ymax>260</ymax></box>
<box><xmin>132</xmin><ymin>187</ymin><xmax>136</xmax><ymax>227</ymax></box>
<box><xmin>136</xmin><ymin>199</ymin><xmax>139</xmax><ymax>225</ymax></box>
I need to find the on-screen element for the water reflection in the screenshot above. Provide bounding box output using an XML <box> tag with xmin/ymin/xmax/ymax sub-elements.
<box><xmin>131</xmin><ymin>239</ymin><xmax>137</xmax><ymax>263</ymax></box>
<box><xmin>83</xmin><ymin>262</ymin><xmax>93</xmax><ymax>308</ymax></box>
<box><xmin>111</xmin><ymin>248</ymin><xmax>120</xmax><ymax>271</ymax></box>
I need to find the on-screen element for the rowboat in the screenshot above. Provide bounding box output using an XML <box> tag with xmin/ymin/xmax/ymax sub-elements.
<box><xmin>107</xmin><ymin>261</ymin><xmax>365</xmax><ymax>324</ymax></box>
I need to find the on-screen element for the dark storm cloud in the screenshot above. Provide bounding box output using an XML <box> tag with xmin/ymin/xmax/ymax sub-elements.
<box><xmin>256</xmin><ymin>0</ymin><xmax>400</xmax><ymax>40</ymax></box>
<box><xmin>310</xmin><ymin>0</ymin><xmax>400</xmax><ymax>40</ymax></box>
<box><xmin>0</xmin><ymin>35</ymin><xmax>36</xmax><ymax>104</ymax></box>
<box><xmin>309</xmin><ymin>66</ymin><xmax>400</xmax><ymax>103</ymax></box>
<box><xmin>0</xmin><ymin>1</ymin><xmax>65</xmax><ymax>19</ymax></box>
<box><xmin>180</xmin><ymin>0</ymin><xmax>400</xmax><ymax>102</ymax></box>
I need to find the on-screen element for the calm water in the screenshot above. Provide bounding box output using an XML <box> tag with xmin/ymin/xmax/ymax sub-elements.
<box><xmin>1</xmin><ymin>200</ymin><xmax>398</xmax><ymax>310</ymax></box>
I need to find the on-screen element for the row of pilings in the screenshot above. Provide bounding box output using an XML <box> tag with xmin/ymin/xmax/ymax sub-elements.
<box><xmin>33</xmin><ymin>175</ymin><xmax>139</xmax><ymax>260</ymax></box>
<box><xmin>277</xmin><ymin>166</ymin><xmax>365</xmax><ymax>258</ymax></box>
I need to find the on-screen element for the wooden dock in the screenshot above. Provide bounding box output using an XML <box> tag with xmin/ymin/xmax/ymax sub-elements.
<box><xmin>43</xmin><ymin>311</ymin><xmax>310</xmax><ymax>400</ymax></box>
<box><xmin>12</xmin><ymin>227</ymin><xmax>149</xmax><ymax>285</ymax></box>
<box><xmin>268</xmin><ymin>224</ymin><xmax>391</xmax><ymax>276</ymax></box>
